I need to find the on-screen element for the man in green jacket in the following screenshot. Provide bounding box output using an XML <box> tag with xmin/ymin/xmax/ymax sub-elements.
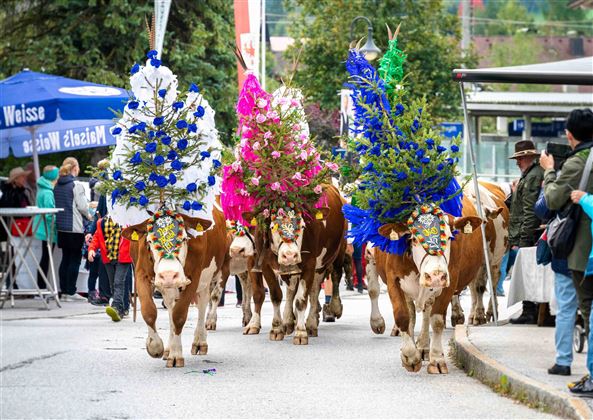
<box><xmin>508</xmin><ymin>140</ymin><xmax>545</xmax><ymax>324</ymax></box>
<box><xmin>541</xmin><ymin>109</ymin><xmax>593</xmax><ymax>338</ymax></box>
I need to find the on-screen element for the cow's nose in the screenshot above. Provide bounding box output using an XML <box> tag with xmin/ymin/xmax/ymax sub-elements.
<box><xmin>230</xmin><ymin>247</ymin><xmax>244</xmax><ymax>257</ymax></box>
<box><xmin>281</xmin><ymin>250</ymin><xmax>298</xmax><ymax>264</ymax></box>
<box><xmin>157</xmin><ymin>270</ymin><xmax>183</xmax><ymax>288</ymax></box>
<box><xmin>423</xmin><ymin>271</ymin><xmax>448</xmax><ymax>288</ymax></box>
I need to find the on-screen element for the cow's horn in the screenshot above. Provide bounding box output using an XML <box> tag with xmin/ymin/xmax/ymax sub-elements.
<box><xmin>386</xmin><ymin>23</ymin><xmax>392</xmax><ymax>41</ymax></box>
<box><xmin>393</xmin><ymin>22</ymin><xmax>401</xmax><ymax>40</ymax></box>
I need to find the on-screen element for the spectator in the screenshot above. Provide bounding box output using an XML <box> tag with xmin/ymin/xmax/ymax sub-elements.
<box><xmin>88</xmin><ymin>215</ymin><xmax>132</xmax><ymax>321</ymax></box>
<box><xmin>535</xmin><ymin>189</ymin><xmax>577</xmax><ymax>376</ymax></box>
<box><xmin>24</xmin><ymin>162</ymin><xmax>37</xmax><ymax>205</ymax></box>
<box><xmin>54</xmin><ymin>157</ymin><xmax>91</xmax><ymax>301</ymax></box>
<box><xmin>508</xmin><ymin>140</ymin><xmax>545</xmax><ymax>324</ymax></box>
<box><xmin>568</xmin><ymin>189</ymin><xmax>593</xmax><ymax>396</ymax></box>
<box><xmin>34</xmin><ymin>165</ymin><xmax>59</xmax><ymax>289</ymax></box>
<box><xmin>86</xmin><ymin>194</ymin><xmax>111</xmax><ymax>305</ymax></box>
<box><xmin>541</xmin><ymin>109</ymin><xmax>593</xmax><ymax>339</ymax></box>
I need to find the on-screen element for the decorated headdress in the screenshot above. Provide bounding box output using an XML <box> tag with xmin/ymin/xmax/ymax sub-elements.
<box><xmin>221</xmin><ymin>73</ymin><xmax>337</xmax><ymax>227</ymax></box>
<box><xmin>343</xmin><ymin>29</ymin><xmax>464</xmax><ymax>255</ymax></box>
<box><xmin>97</xmin><ymin>50</ymin><xmax>222</xmax><ymax>228</ymax></box>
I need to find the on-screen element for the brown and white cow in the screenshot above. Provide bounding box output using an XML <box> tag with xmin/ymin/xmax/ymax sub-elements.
<box><xmin>124</xmin><ymin>207</ymin><xmax>228</xmax><ymax>368</ymax></box>
<box><xmin>205</xmin><ymin>221</ymin><xmax>255</xmax><ymax>330</ymax></box>
<box><xmin>366</xmin><ymin>197</ymin><xmax>485</xmax><ymax>373</ymax></box>
<box><xmin>450</xmin><ymin>181</ymin><xmax>509</xmax><ymax>326</ymax></box>
<box><xmin>241</xmin><ymin>184</ymin><xmax>346</xmax><ymax>344</ymax></box>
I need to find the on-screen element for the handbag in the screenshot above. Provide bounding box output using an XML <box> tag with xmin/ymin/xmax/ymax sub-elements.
<box><xmin>10</xmin><ymin>217</ymin><xmax>33</xmax><ymax>237</ymax></box>
<box><xmin>547</xmin><ymin>147</ymin><xmax>593</xmax><ymax>259</ymax></box>
<box><xmin>536</xmin><ymin>233</ymin><xmax>552</xmax><ymax>266</ymax></box>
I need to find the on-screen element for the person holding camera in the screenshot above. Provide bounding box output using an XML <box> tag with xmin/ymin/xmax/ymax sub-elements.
<box><xmin>539</xmin><ymin>109</ymin><xmax>593</xmax><ymax>394</ymax></box>
<box><xmin>508</xmin><ymin>140</ymin><xmax>545</xmax><ymax>324</ymax></box>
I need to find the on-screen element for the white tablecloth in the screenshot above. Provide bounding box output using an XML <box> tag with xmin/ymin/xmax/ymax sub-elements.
<box><xmin>507</xmin><ymin>246</ymin><xmax>557</xmax><ymax>314</ymax></box>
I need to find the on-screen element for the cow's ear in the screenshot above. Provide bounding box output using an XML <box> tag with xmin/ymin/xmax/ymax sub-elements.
<box><xmin>453</xmin><ymin>216</ymin><xmax>483</xmax><ymax>234</ymax></box>
<box><xmin>122</xmin><ymin>221</ymin><xmax>148</xmax><ymax>242</ymax></box>
<box><xmin>378</xmin><ymin>223</ymin><xmax>409</xmax><ymax>241</ymax></box>
<box><xmin>179</xmin><ymin>215</ymin><xmax>213</xmax><ymax>233</ymax></box>
<box><xmin>314</xmin><ymin>207</ymin><xmax>331</xmax><ymax>221</ymax></box>
<box><xmin>485</xmin><ymin>207</ymin><xmax>504</xmax><ymax>220</ymax></box>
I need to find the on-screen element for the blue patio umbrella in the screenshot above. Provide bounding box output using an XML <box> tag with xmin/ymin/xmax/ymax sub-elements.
<box><xmin>0</xmin><ymin>69</ymin><xmax>129</xmax><ymax>178</ymax></box>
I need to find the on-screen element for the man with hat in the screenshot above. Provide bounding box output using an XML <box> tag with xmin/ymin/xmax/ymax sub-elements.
<box><xmin>508</xmin><ymin>140</ymin><xmax>545</xmax><ymax>324</ymax></box>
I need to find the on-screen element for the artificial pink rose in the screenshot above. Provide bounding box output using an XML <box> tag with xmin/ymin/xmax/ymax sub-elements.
<box><xmin>271</xmin><ymin>182</ymin><xmax>281</xmax><ymax>191</ymax></box>
<box><xmin>264</xmin><ymin>131</ymin><xmax>272</xmax><ymax>139</ymax></box>
<box><xmin>300</xmin><ymin>134</ymin><xmax>308</xmax><ymax>141</ymax></box>
<box><xmin>267</xmin><ymin>111</ymin><xmax>279</xmax><ymax>120</ymax></box>
<box><xmin>292</xmin><ymin>172</ymin><xmax>304</xmax><ymax>181</ymax></box>
<box><xmin>272</xmin><ymin>151</ymin><xmax>281</xmax><ymax>159</ymax></box>
<box><xmin>325</xmin><ymin>162</ymin><xmax>339</xmax><ymax>172</ymax></box>
<box><xmin>290</xmin><ymin>99</ymin><xmax>300</xmax><ymax>107</ymax></box>
<box><xmin>256</xmin><ymin>113</ymin><xmax>267</xmax><ymax>124</ymax></box>
<box><xmin>232</xmin><ymin>161</ymin><xmax>242</xmax><ymax>172</ymax></box>
<box><xmin>292</xmin><ymin>124</ymin><xmax>301</xmax><ymax>132</ymax></box>
<box><xmin>257</xmin><ymin>98</ymin><xmax>268</xmax><ymax>108</ymax></box>
<box><xmin>240</xmin><ymin>188</ymin><xmax>249</xmax><ymax>196</ymax></box>
<box><xmin>314</xmin><ymin>185</ymin><xmax>323</xmax><ymax>194</ymax></box>
<box><xmin>263</xmin><ymin>209</ymin><xmax>270</xmax><ymax>218</ymax></box>
<box><xmin>251</xmin><ymin>176</ymin><xmax>260</xmax><ymax>186</ymax></box>
<box><xmin>299</xmin><ymin>150</ymin><xmax>308</xmax><ymax>160</ymax></box>
<box><xmin>253</xmin><ymin>141</ymin><xmax>261</xmax><ymax>150</ymax></box>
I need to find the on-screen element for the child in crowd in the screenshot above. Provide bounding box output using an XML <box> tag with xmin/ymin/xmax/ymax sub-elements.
<box><xmin>88</xmin><ymin>214</ymin><xmax>131</xmax><ymax>322</ymax></box>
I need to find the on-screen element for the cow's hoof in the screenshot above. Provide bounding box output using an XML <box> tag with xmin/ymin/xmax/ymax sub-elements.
<box><xmin>242</xmin><ymin>314</ymin><xmax>252</xmax><ymax>327</ymax></box>
<box><xmin>330</xmin><ymin>300</ymin><xmax>343</xmax><ymax>319</ymax></box>
<box><xmin>191</xmin><ymin>342</ymin><xmax>208</xmax><ymax>355</ymax></box>
<box><xmin>427</xmin><ymin>361</ymin><xmax>449</xmax><ymax>374</ymax></box>
<box><xmin>403</xmin><ymin>361</ymin><xmax>422</xmax><ymax>373</ymax></box>
<box><xmin>391</xmin><ymin>325</ymin><xmax>401</xmax><ymax>337</ymax></box>
<box><xmin>243</xmin><ymin>325</ymin><xmax>260</xmax><ymax>335</ymax></box>
<box><xmin>451</xmin><ymin>314</ymin><xmax>465</xmax><ymax>326</ymax></box>
<box><xmin>307</xmin><ymin>327</ymin><xmax>318</xmax><ymax>337</ymax></box>
<box><xmin>162</xmin><ymin>349</ymin><xmax>170</xmax><ymax>360</ymax></box>
<box><xmin>205</xmin><ymin>320</ymin><xmax>217</xmax><ymax>331</ymax></box>
<box><xmin>323</xmin><ymin>314</ymin><xmax>335</xmax><ymax>323</ymax></box>
<box><xmin>283</xmin><ymin>322</ymin><xmax>295</xmax><ymax>336</ymax></box>
<box><xmin>472</xmin><ymin>312</ymin><xmax>487</xmax><ymax>326</ymax></box>
<box><xmin>419</xmin><ymin>348</ymin><xmax>430</xmax><ymax>361</ymax></box>
<box><xmin>370</xmin><ymin>316</ymin><xmax>385</xmax><ymax>335</ymax></box>
<box><xmin>166</xmin><ymin>356</ymin><xmax>185</xmax><ymax>368</ymax></box>
<box><xmin>146</xmin><ymin>336</ymin><xmax>164</xmax><ymax>359</ymax></box>
<box><xmin>269</xmin><ymin>328</ymin><xmax>285</xmax><ymax>341</ymax></box>
<box><xmin>293</xmin><ymin>335</ymin><xmax>308</xmax><ymax>345</ymax></box>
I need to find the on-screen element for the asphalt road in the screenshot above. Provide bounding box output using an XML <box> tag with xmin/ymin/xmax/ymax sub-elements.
<box><xmin>1</xmin><ymin>288</ymin><xmax>552</xmax><ymax>419</ymax></box>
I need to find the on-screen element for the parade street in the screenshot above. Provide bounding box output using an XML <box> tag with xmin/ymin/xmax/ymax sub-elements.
<box><xmin>2</xmin><ymin>289</ymin><xmax>549</xmax><ymax>419</ymax></box>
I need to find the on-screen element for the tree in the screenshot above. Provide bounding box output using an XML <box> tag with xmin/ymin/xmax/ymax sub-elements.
<box><xmin>0</xmin><ymin>0</ymin><xmax>237</xmax><ymax>175</ymax></box>
<box><xmin>285</xmin><ymin>0</ymin><xmax>475</xmax><ymax>120</ymax></box>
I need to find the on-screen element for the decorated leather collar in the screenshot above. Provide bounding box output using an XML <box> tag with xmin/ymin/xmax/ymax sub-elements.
<box><xmin>227</xmin><ymin>220</ymin><xmax>250</xmax><ymax>237</ymax></box>
<box><xmin>146</xmin><ymin>209</ymin><xmax>187</xmax><ymax>260</ymax></box>
<box><xmin>271</xmin><ymin>207</ymin><xmax>303</xmax><ymax>244</ymax></box>
<box><xmin>407</xmin><ymin>204</ymin><xmax>447</xmax><ymax>256</ymax></box>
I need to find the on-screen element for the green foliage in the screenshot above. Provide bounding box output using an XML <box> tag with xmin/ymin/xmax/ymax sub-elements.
<box><xmin>0</xmin><ymin>0</ymin><xmax>237</xmax><ymax>175</ymax></box>
<box><xmin>285</xmin><ymin>0</ymin><xmax>475</xmax><ymax>119</ymax></box>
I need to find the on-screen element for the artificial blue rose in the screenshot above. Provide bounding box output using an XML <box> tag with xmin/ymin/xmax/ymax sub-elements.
<box><xmin>128</xmin><ymin>125</ymin><xmax>138</xmax><ymax>134</ymax></box>
<box><xmin>447</xmin><ymin>158</ymin><xmax>455</xmax><ymax>165</ymax></box>
<box><xmin>137</xmin><ymin>122</ymin><xmax>147</xmax><ymax>132</ymax></box>
<box><xmin>172</xmin><ymin>101</ymin><xmax>184</xmax><ymax>110</ymax></box>
<box><xmin>128</xmin><ymin>101</ymin><xmax>139</xmax><ymax>110</ymax></box>
<box><xmin>154</xmin><ymin>155</ymin><xmax>165</xmax><ymax>166</ymax></box>
<box><xmin>176</xmin><ymin>120</ymin><xmax>188</xmax><ymax>129</ymax></box>
<box><xmin>421</xmin><ymin>157</ymin><xmax>430</xmax><ymax>164</ymax></box>
<box><xmin>411</xmin><ymin>119</ymin><xmax>420</xmax><ymax>134</ymax></box>
<box><xmin>169</xmin><ymin>174</ymin><xmax>177</xmax><ymax>185</ymax></box>
<box><xmin>113</xmin><ymin>170</ymin><xmax>123</xmax><ymax>181</ymax></box>
<box><xmin>158</xmin><ymin>89</ymin><xmax>167</xmax><ymax>98</ymax></box>
<box><xmin>149</xmin><ymin>173</ymin><xmax>157</xmax><ymax>182</ymax></box>
<box><xmin>156</xmin><ymin>176</ymin><xmax>168</xmax><ymax>188</ymax></box>
<box><xmin>145</xmin><ymin>142</ymin><xmax>157</xmax><ymax>153</ymax></box>
<box><xmin>212</xmin><ymin>159</ymin><xmax>221</xmax><ymax>168</ymax></box>
<box><xmin>363</xmin><ymin>162</ymin><xmax>374</xmax><ymax>172</ymax></box>
<box><xmin>111</xmin><ymin>126</ymin><xmax>122</xmax><ymax>135</ymax></box>
<box><xmin>186</xmin><ymin>183</ymin><xmax>197</xmax><ymax>193</ymax></box>
<box><xmin>396</xmin><ymin>171</ymin><xmax>408</xmax><ymax>181</ymax></box>
<box><xmin>130</xmin><ymin>63</ymin><xmax>140</xmax><ymax>74</ymax></box>
<box><xmin>134</xmin><ymin>181</ymin><xmax>146</xmax><ymax>191</ymax></box>
<box><xmin>156</xmin><ymin>130</ymin><xmax>166</xmax><ymax>137</ymax></box>
<box><xmin>426</xmin><ymin>138</ymin><xmax>435</xmax><ymax>149</ymax></box>
<box><xmin>148</xmin><ymin>130</ymin><xmax>155</xmax><ymax>138</ymax></box>
<box><xmin>111</xmin><ymin>189</ymin><xmax>120</xmax><ymax>205</ymax></box>
<box><xmin>436</xmin><ymin>145</ymin><xmax>447</xmax><ymax>153</ymax></box>
<box><xmin>187</xmin><ymin>123</ymin><xmax>197</xmax><ymax>133</ymax></box>
<box><xmin>191</xmin><ymin>201</ymin><xmax>203</xmax><ymax>211</ymax></box>
<box><xmin>183</xmin><ymin>201</ymin><xmax>191</xmax><ymax>211</ymax></box>
<box><xmin>194</xmin><ymin>106</ymin><xmax>205</xmax><ymax>118</ymax></box>
<box><xmin>147</xmin><ymin>50</ymin><xmax>158</xmax><ymax>59</ymax></box>
<box><xmin>167</xmin><ymin>150</ymin><xmax>178</xmax><ymax>160</ymax></box>
<box><xmin>437</xmin><ymin>163</ymin><xmax>444</xmax><ymax>171</ymax></box>
<box><xmin>451</xmin><ymin>144</ymin><xmax>460</xmax><ymax>153</ymax></box>
<box><xmin>189</xmin><ymin>83</ymin><xmax>200</xmax><ymax>93</ymax></box>
<box><xmin>150</xmin><ymin>58</ymin><xmax>161</xmax><ymax>68</ymax></box>
<box><xmin>200</xmin><ymin>151</ymin><xmax>211</xmax><ymax>160</ymax></box>
<box><xmin>130</xmin><ymin>152</ymin><xmax>142</xmax><ymax>165</ymax></box>
<box><xmin>153</xmin><ymin>116</ymin><xmax>165</xmax><ymax>126</ymax></box>
<box><xmin>415</xmin><ymin>149</ymin><xmax>425</xmax><ymax>158</ymax></box>
<box><xmin>139</xmin><ymin>195</ymin><xmax>149</xmax><ymax>206</ymax></box>
<box><xmin>129</xmin><ymin>196</ymin><xmax>137</xmax><ymax>204</ymax></box>
<box><xmin>208</xmin><ymin>175</ymin><xmax>216</xmax><ymax>186</ymax></box>
<box><xmin>161</xmin><ymin>136</ymin><xmax>172</xmax><ymax>146</ymax></box>
<box><xmin>394</xmin><ymin>103</ymin><xmax>404</xmax><ymax>116</ymax></box>
<box><xmin>177</xmin><ymin>138</ymin><xmax>188</xmax><ymax>151</ymax></box>
<box><xmin>171</xmin><ymin>160</ymin><xmax>183</xmax><ymax>171</ymax></box>
<box><xmin>418</xmin><ymin>107</ymin><xmax>423</xmax><ymax>115</ymax></box>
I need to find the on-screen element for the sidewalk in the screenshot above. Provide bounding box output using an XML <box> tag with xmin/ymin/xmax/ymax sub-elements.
<box><xmin>1</xmin><ymin>298</ymin><xmax>105</xmax><ymax>321</ymax></box>
<box><xmin>454</xmin><ymin>323</ymin><xmax>593</xmax><ymax>419</ymax></box>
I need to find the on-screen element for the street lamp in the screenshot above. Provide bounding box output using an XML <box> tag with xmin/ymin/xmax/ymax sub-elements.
<box><xmin>349</xmin><ymin>16</ymin><xmax>381</xmax><ymax>61</ymax></box>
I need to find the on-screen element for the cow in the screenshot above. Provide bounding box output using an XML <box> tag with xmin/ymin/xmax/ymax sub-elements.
<box><xmin>365</xmin><ymin>197</ymin><xmax>485</xmax><ymax>373</ymax></box>
<box><xmin>241</xmin><ymin>184</ymin><xmax>346</xmax><ymax>344</ymax></box>
<box><xmin>205</xmin><ymin>221</ymin><xmax>255</xmax><ymax>330</ymax></box>
<box><xmin>123</xmin><ymin>207</ymin><xmax>228</xmax><ymax>368</ymax></box>
<box><xmin>450</xmin><ymin>181</ymin><xmax>509</xmax><ymax>326</ymax></box>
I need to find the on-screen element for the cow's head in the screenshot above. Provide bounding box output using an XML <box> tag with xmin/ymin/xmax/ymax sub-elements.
<box><xmin>227</xmin><ymin>220</ymin><xmax>255</xmax><ymax>258</ymax></box>
<box><xmin>122</xmin><ymin>210</ymin><xmax>212</xmax><ymax>290</ymax></box>
<box><xmin>379</xmin><ymin>205</ymin><xmax>482</xmax><ymax>291</ymax></box>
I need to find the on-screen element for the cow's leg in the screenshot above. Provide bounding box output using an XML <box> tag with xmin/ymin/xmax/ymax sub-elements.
<box><xmin>137</xmin><ymin>275</ymin><xmax>164</xmax><ymax>358</ymax></box>
<box><xmin>238</xmin><ymin>271</ymin><xmax>252</xmax><ymax>327</ymax></box>
<box><xmin>486</xmin><ymin>263</ymin><xmax>501</xmax><ymax>322</ymax></box>
<box><xmin>294</xmin><ymin>271</ymin><xmax>313</xmax><ymax>345</ymax></box>
<box><xmin>393</xmin><ymin>295</ymin><xmax>415</xmax><ymax>337</ymax></box>
<box><xmin>328</xmin><ymin>263</ymin><xmax>343</xmax><ymax>320</ymax></box>
<box><xmin>450</xmin><ymin>294</ymin><xmax>465</xmax><ymax>326</ymax></box>
<box><xmin>416</xmin><ymin>308</ymin><xmax>431</xmax><ymax>361</ymax></box>
<box><xmin>386</xmin><ymin>276</ymin><xmax>421</xmax><ymax>372</ymax></box>
<box><xmin>243</xmin><ymin>270</ymin><xmax>264</xmax><ymax>335</ymax></box>
<box><xmin>367</xmin><ymin>256</ymin><xmax>385</xmax><ymax>334</ymax></box>
<box><xmin>205</xmin><ymin>272</ymin><xmax>227</xmax><ymax>331</ymax></box>
<box><xmin>161</xmin><ymin>288</ymin><xmax>184</xmax><ymax>368</ymax></box>
<box><xmin>427</xmin><ymin>313</ymin><xmax>448</xmax><ymax>374</ymax></box>
<box><xmin>306</xmin><ymin>272</ymin><xmax>324</xmax><ymax>337</ymax></box>
<box><xmin>192</xmin><ymin>282</ymin><xmax>210</xmax><ymax>356</ymax></box>
<box><xmin>470</xmin><ymin>270</ymin><xmax>487</xmax><ymax>325</ymax></box>
<box><xmin>265</xmin><ymin>266</ymin><xmax>285</xmax><ymax>341</ymax></box>
<box><xmin>282</xmin><ymin>275</ymin><xmax>298</xmax><ymax>335</ymax></box>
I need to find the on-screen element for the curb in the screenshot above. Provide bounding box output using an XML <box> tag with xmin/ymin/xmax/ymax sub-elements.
<box><xmin>452</xmin><ymin>324</ymin><xmax>593</xmax><ymax>420</ymax></box>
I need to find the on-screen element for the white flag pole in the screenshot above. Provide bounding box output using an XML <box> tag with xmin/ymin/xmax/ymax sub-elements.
<box><xmin>154</xmin><ymin>0</ymin><xmax>172</xmax><ymax>58</ymax></box>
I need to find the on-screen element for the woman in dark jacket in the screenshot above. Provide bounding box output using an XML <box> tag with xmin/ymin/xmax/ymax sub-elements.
<box><xmin>53</xmin><ymin>158</ymin><xmax>91</xmax><ymax>300</ymax></box>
